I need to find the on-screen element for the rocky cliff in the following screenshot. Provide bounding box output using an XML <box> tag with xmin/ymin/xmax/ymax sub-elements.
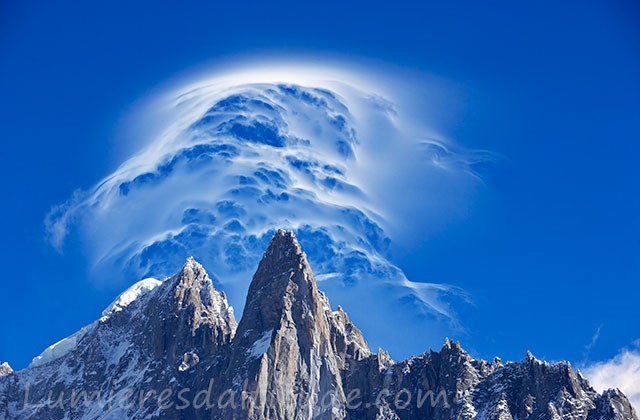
<box><xmin>0</xmin><ymin>230</ymin><xmax>636</xmax><ymax>419</ymax></box>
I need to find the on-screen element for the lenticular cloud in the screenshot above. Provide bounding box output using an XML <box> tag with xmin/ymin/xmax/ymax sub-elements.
<box><xmin>46</xmin><ymin>66</ymin><xmax>491</xmax><ymax>357</ymax></box>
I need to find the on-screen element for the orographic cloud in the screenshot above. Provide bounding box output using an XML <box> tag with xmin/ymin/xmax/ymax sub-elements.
<box><xmin>45</xmin><ymin>63</ymin><xmax>492</xmax><ymax>358</ymax></box>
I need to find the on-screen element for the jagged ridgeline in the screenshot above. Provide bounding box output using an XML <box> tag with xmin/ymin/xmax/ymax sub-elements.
<box><xmin>0</xmin><ymin>231</ymin><xmax>636</xmax><ymax>419</ymax></box>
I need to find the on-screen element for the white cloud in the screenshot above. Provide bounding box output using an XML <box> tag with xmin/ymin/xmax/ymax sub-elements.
<box><xmin>582</xmin><ymin>341</ymin><xmax>640</xmax><ymax>412</ymax></box>
<box><xmin>44</xmin><ymin>61</ymin><xmax>494</xmax><ymax>358</ymax></box>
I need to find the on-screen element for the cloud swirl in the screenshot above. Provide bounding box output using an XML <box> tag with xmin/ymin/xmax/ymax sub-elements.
<box><xmin>46</xmin><ymin>65</ymin><xmax>492</xmax><ymax>357</ymax></box>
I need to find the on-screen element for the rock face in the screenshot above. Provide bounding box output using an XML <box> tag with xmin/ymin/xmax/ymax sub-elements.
<box><xmin>216</xmin><ymin>230</ymin><xmax>371</xmax><ymax>419</ymax></box>
<box><xmin>0</xmin><ymin>230</ymin><xmax>637</xmax><ymax>419</ymax></box>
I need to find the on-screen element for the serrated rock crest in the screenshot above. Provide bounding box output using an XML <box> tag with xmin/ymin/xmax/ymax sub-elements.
<box><xmin>0</xmin><ymin>231</ymin><xmax>636</xmax><ymax>420</ymax></box>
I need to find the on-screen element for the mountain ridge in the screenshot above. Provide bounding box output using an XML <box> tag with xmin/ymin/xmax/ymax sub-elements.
<box><xmin>0</xmin><ymin>230</ymin><xmax>636</xmax><ymax>419</ymax></box>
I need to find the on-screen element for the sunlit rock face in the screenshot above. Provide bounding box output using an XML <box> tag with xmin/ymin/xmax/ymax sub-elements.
<box><xmin>47</xmin><ymin>78</ymin><xmax>484</xmax><ymax>357</ymax></box>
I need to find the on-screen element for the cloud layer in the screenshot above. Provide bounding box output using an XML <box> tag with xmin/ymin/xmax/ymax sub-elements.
<box><xmin>45</xmin><ymin>64</ymin><xmax>491</xmax><ymax>358</ymax></box>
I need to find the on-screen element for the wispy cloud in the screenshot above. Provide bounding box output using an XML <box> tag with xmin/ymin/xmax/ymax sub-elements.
<box><xmin>44</xmin><ymin>190</ymin><xmax>85</xmax><ymax>253</ymax></box>
<box><xmin>582</xmin><ymin>324</ymin><xmax>603</xmax><ymax>363</ymax></box>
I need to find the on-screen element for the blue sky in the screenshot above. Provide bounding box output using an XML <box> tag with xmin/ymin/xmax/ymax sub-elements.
<box><xmin>1</xmin><ymin>0</ymin><xmax>639</xmax><ymax>392</ymax></box>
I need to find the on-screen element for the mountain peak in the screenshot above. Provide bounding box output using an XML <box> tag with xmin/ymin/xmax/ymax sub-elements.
<box><xmin>129</xmin><ymin>255</ymin><xmax>238</xmax><ymax>364</ymax></box>
<box><xmin>167</xmin><ymin>256</ymin><xmax>232</xmax><ymax>314</ymax></box>
<box><xmin>177</xmin><ymin>256</ymin><xmax>208</xmax><ymax>284</ymax></box>
<box><xmin>526</xmin><ymin>350</ymin><xmax>540</xmax><ymax>364</ymax></box>
<box><xmin>242</xmin><ymin>229</ymin><xmax>314</xmax><ymax>317</ymax></box>
<box><xmin>220</xmin><ymin>229</ymin><xmax>372</xmax><ymax>418</ymax></box>
<box><xmin>261</xmin><ymin>229</ymin><xmax>305</xmax><ymax>267</ymax></box>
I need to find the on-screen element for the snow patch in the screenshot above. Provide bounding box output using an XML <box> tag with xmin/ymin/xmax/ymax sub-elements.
<box><xmin>178</xmin><ymin>352</ymin><xmax>200</xmax><ymax>372</ymax></box>
<box><xmin>248</xmin><ymin>329</ymin><xmax>273</xmax><ymax>358</ymax></box>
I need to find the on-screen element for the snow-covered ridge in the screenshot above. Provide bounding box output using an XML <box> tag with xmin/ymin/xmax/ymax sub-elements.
<box><xmin>29</xmin><ymin>278</ymin><xmax>163</xmax><ymax>369</ymax></box>
<box><xmin>29</xmin><ymin>323</ymin><xmax>94</xmax><ymax>368</ymax></box>
<box><xmin>101</xmin><ymin>278</ymin><xmax>163</xmax><ymax>320</ymax></box>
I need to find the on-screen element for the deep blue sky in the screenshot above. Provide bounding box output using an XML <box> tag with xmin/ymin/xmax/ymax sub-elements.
<box><xmin>1</xmin><ymin>0</ymin><xmax>639</xmax><ymax>370</ymax></box>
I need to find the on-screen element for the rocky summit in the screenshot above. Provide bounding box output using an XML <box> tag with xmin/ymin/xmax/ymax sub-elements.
<box><xmin>0</xmin><ymin>230</ymin><xmax>636</xmax><ymax>419</ymax></box>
